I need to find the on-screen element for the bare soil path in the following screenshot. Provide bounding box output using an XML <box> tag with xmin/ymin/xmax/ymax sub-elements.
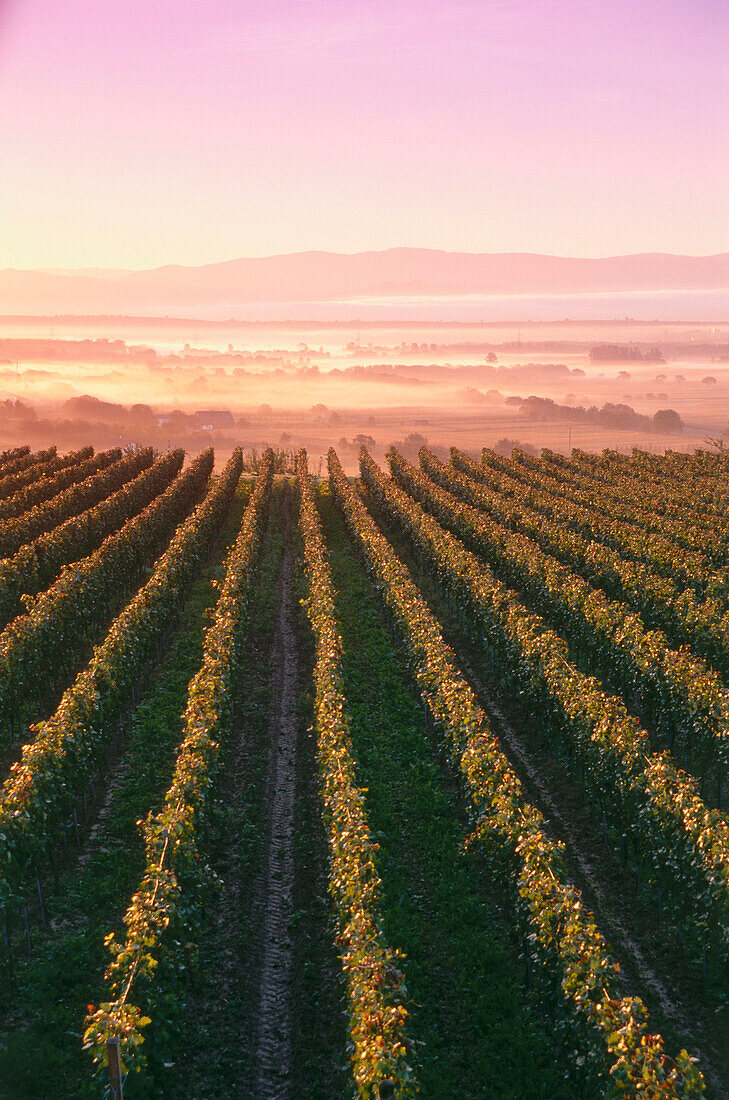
<box><xmin>253</xmin><ymin>492</ymin><xmax>298</xmax><ymax>1099</ymax></box>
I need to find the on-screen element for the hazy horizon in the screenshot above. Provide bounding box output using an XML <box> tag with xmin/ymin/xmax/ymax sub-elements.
<box><xmin>1</xmin><ymin>1</ymin><xmax>726</xmax><ymax>442</ymax></box>
<box><xmin>9</xmin><ymin>245</ymin><xmax>729</xmax><ymax>277</ymax></box>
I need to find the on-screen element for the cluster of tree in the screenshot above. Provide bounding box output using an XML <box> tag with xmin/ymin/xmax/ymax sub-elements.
<box><xmin>388</xmin><ymin>432</ymin><xmax>428</xmax><ymax>461</ymax></box>
<box><xmin>0</xmin><ymin>395</ymin><xmax>254</xmax><ymax>456</ymax></box>
<box><xmin>345</xmin><ymin>361</ymin><xmax>581</xmax><ymax>384</ymax></box>
<box><xmin>519</xmin><ymin>396</ymin><xmax>683</xmax><ymax>433</ymax></box>
<box><xmin>0</xmin><ymin>338</ymin><xmax>156</xmax><ymax>364</ymax></box>
<box><xmin>62</xmin><ymin>395</ymin><xmax>155</xmax><ymax>423</ymax></box>
<box><xmin>61</xmin><ymin>396</ymin><xmax>242</xmax><ymax>432</ymax></box>
<box><xmin>457</xmin><ymin>387</ymin><xmax>504</xmax><ymax>405</ymax></box>
<box><xmin>0</xmin><ymin>337</ymin><xmax>304</xmax><ymax>371</ymax></box>
<box><xmin>388</xmin><ymin>432</ymin><xmax>448</xmax><ymax>462</ymax></box>
<box><xmin>589</xmin><ymin>344</ymin><xmax>665</xmax><ymax>362</ymax></box>
<box><xmin>309</xmin><ymin>403</ymin><xmax>343</xmax><ymax>424</ymax></box>
<box><xmin>493</xmin><ymin>437</ymin><xmax>538</xmax><ymax>457</ymax></box>
<box><xmin>336</xmin><ymin>434</ymin><xmax>377</xmax><ymax>453</ymax></box>
<box><xmin>394</xmin><ymin>342</ymin><xmax>498</xmax><ymax>361</ymax></box>
<box><xmin>0</xmin><ymin>398</ymin><xmax>36</xmax><ymax>420</ymax></box>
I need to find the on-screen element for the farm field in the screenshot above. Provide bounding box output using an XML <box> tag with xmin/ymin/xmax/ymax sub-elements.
<box><xmin>2</xmin><ymin>315</ymin><xmax>729</xmax><ymax>476</ymax></box>
<box><xmin>1</xmin><ymin>440</ymin><xmax>729</xmax><ymax>1099</ymax></box>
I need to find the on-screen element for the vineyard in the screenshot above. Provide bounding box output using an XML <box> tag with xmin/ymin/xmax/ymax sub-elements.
<box><xmin>2</xmin><ymin>440</ymin><xmax>729</xmax><ymax>1099</ymax></box>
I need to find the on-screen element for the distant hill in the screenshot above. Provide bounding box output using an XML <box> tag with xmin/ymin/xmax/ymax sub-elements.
<box><xmin>1</xmin><ymin>248</ymin><xmax>728</xmax><ymax>316</ymax></box>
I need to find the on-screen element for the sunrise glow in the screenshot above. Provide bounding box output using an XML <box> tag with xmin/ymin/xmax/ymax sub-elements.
<box><xmin>1</xmin><ymin>0</ymin><xmax>728</xmax><ymax>269</ymax></box>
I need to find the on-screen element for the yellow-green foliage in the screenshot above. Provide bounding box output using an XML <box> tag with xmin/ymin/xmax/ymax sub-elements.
<box><xmin>297</xmin><ymin>449</ymin><xmax>417</xmax><ymax>1098</ymax></box>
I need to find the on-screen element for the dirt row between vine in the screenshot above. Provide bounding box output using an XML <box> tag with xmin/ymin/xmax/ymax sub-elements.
<box><xmin>254</xmin><ymin>492</ymin><xmax>298</xmax><ymax>1099</ymax></box>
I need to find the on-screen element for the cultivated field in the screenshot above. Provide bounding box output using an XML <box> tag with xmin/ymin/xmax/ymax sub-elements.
<box><xmin>1</xmin><ymin>440</ymin><xmax>729</xmax><ymax>1098</ymax></box>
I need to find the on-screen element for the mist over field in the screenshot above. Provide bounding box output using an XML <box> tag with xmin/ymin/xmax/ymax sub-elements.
<box><xmin>0</xmin><ymin>310</ymin><xmax>727</xmax><ymax>471</ymax></box>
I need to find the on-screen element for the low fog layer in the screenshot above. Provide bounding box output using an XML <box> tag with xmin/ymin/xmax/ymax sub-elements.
<box><xmin>0</xmin><ymin>318</ymin><xmax>727</xmax><ymax>471</ymax></box>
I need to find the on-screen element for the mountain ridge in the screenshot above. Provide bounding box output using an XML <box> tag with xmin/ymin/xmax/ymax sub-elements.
<box><xmin>1</xmin><ymin>248</ymin><xmax>728</xmax><ymax>315</ymax></box>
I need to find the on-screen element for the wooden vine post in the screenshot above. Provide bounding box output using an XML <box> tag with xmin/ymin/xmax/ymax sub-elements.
<box><xmin>107</xmin><ymin>1037</ymin><xmax>123</xmax><ymax>1099</ymax></box>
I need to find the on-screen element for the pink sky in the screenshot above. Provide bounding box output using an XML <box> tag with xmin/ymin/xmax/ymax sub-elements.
<box><xmin>1</xmin><ymin>0</ymin><xmax>727</xmax><ymax>269</ymax></box>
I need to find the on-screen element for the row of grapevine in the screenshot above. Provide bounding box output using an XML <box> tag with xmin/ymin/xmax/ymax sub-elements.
<box><xmin>0</xmin><ymin>445</ymin><xmax>95</xmax><ymax>516</ymax></box>
<box><xmin>0</xmin><ymin>447</ymin><xmax>150</xmax><ymax>560</ymax></box>
<box><xmin>0</xmin><ymin>449</ymin><xmax>180</xmax><ymax>630</ymax></box>
<box><xmin>329</xmin><ymin>448</ymin><xmax>704</xmax><ymax>1098</ymax></box>
<box><xmin>508</xmin><ymin>445</ymin><xmax>727</xmax><ymax>514</ymax></box>
<box><xmin>518</xmin><ymin>447</ymin><xmax>729</xmax><ymax>530</ymax></box>
<box><xmin>0</xmin><ymin>448</ymin><xmax>120</xmax><ymax>530</ymax></box>
<box><xmin>371</xmin><ymin>449</ymin><xmax>729</xmax><ymax>952</ymax></box>
<box><xmin>296</xmin><ymin>450</ymin><xmax>416</xmax><ymax>1097</ymax></box>
<box><xmin>572</xmin><ymin>445</ymin><xmax>729</xmax><ymax>485</ymax></box>
<box><xmin>0</xmin><ymin>449</ymin><xmax>213</xmax><ymax>740</ymax></box>
<box><xmin>0</xmin><ymin>445</ymin><xmax>30</xmax><ymax>473</ymax></box>
<box><xmin>476</xmin><ymin>446</ymin><xmax>729</xmax><ymax>567</ymax></box>
<box><xmin>453</xmin><ymin>446</ymin><xmax>718</xmax><ymax>594</ymax></box>
<box><xmin>563</xmin><ymin>448</ymin><xmax>729</xmax><ymax>520</ymax></box>
<box><xmin>421</xmin><ymin>447</ymin><xmax>729</xmax><ymax>683</ymax></box>
<box><xmin>394</xmin><ymin>450</ymin><xmax>729</xmax><ymax>787</ymax></box>
<box><xmin>0</xmin><ymin>450</ymin><xmax>245</xmax><ymax>917</ymax></box>
<box><xmin>84</xmin><ymin>450</ymin><xmax>273</xmax><ymax>1078</ymax></box>
<box><xmin>515</xmin><ymin>444</ymin><xmax>729</xmax><ymax>562</ymax></box>
<box><xmin>0</xmin><ymin>446</ymin><xmax>57</xmax><ymax>488</ymax></box>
